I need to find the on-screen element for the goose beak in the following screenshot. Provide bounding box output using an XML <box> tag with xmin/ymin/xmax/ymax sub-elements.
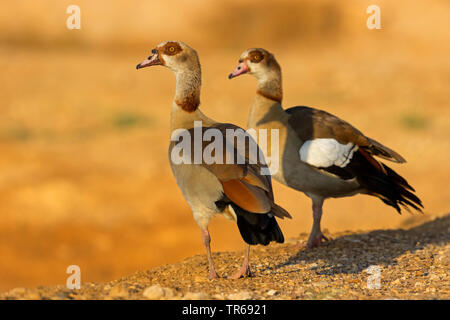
<box><xmin>136</xmin><ymin>52</ymin><xmax>162</xmax><ymax>69</ymax></box>
<box><xmin>228</xmin><ymin>61</ymin><xmax>249</xmax><ymax>79</ymax></box>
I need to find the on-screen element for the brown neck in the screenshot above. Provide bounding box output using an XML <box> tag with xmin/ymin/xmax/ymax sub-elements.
<box><xmin>256</xmin><ymin>70</ymin><xmax>283</xmax><ymax>104</ymax></box>
<box><xmin>248</xmin><ymin>69</ymin><xmax>285</xmax><ymax>129</ymax></box>
<box><xmin>174</xmin><ymin>68</ymin><xmax>201</xmax><ymax>113</ymax></box>
<box><xmin>256</xmin><ymin>88</ymin><xmax>282</xmax><ymax>103</ymax></box>
<box><xmin>171</xmin><ymin>65</ymin><xmax>217</xmax><ymax>131</ymax></box>
<box><xmin>175</xmin><ymin>89</ymin><xmax>200</xmax><ymax>112</ymax></box>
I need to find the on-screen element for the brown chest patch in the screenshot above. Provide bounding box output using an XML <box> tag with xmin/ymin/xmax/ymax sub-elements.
<box><xmin>256</xmin><ymin>89</ymin><xmax>282</xmax><ymax>103</ymax></box>
<box><xmin>175</xmin><ymin>90</ymin><xmax>200</xmax><ymax>112</ymax></box>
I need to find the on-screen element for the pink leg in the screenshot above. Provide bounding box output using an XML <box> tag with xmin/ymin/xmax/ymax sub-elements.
<box><xmin>306</xmin><ymin>200</ymin><xmax>328</xmax><ymax>248</ymax></box>
<box><xmin>201</xmin><ymin>229</ymin><xmax>219</xmax><ymax>279</ymax></box>
<box><xmin>228</xmin><ymin>244</ymin><xmax>252</xmax><ymax>279</ymax></box>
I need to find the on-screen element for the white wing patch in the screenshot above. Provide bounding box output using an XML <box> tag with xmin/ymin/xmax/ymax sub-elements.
<box><xmin>299</xmin><ymin>138</ymin><xmax>358</xmax><ymax>168</ymax></box>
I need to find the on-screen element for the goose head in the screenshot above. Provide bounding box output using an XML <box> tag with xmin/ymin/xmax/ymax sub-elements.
<box><xmin>228</xmin><ymin>48</ymin><xmax>281</xmax><ymax>80</ymax></box>
<box><xmin>136</xmin><ymin>41</ymin><xmax>200</xmax><ymax>74</ymax></box>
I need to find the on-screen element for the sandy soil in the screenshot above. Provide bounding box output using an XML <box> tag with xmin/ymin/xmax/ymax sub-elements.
<box><xmin>1</xmin><ymin>215</ymin><xmax>448</xmax><ymax>300</ymax></box>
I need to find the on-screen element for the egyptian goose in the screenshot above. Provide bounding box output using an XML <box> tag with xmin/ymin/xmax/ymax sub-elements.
<box><xmin>229</xmin><ymin>48</ymin><xmax>423</xmax><ymax>248</ymax></box>
<box><xmin>136</xmin><ymin>42</ymin><xmax>291</xmax><ymax>279</ymax></box>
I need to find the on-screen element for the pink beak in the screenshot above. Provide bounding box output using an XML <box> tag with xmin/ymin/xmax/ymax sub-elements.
<box><xmin>228</xmin><ymin>61</ymin><xmax>249</xmax><ymax>79</ymax></box>
<box><xmin>136</xmin><ymin>52</ymin><xmax>162</xmax><ymax>69</ymax></box>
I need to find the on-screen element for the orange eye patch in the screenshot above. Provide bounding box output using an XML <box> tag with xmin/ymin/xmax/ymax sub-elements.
<box><xmin>163</xmin><ymin>42</ymin><xmax>182</xmax><ymax>56</ymax></box>
<box><xmin>249</xmin><ymin>50</ymin><xmax>264</xmax><ymax>63</ymax></box>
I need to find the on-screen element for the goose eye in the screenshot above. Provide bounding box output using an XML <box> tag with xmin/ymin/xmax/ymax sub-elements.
<box><xmin>249</xmin><ymin>51</ymin><xmax>263</xmax><ymax>63</ymax></box>
<box><xmin>164</xmin><ymin>42</ymin><xmax>181</xmax><ymax>55</ymax></box>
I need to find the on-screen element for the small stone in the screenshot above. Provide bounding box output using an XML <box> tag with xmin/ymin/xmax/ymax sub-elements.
<box><xmin>9</xmin><ymin>288</ymin><xmax>26</xmax><ymax>296</ymax></box>
<box><xmin>23</xmin><ymin>292</ymin><xmax>41</xmax><ymax>300</ymax></box>
<box><xmin>108</xmin><ymin>285</ymin><xmax>129</xmax><ymax>299</ymax></box>
<box><xmin>56</xmin><ymin>290</ymin><xmax>71</xmax><ymax>299</ymax></box>
<box><xmin>312</xmin><ymin>281</ymin><xmax>329</xmax><ymax>287</ymax></box>
<box><xmin>267</xmin><ymin>289</ymin><xmax>277</xmax><ymax>296</ymax></box>
<box><xmin>429</xmin><ymin>274</ymin><xmax>440</xmax><ymax>281</ymax></box>
<box><xmin>142</xmin><ymin>285</ymin><xmax>173</xmax><ymax>299</ymax></box>
<box><xmin>183</xmin><ymin>292</ymin><xmax>208</xmax><ymax>300</ymax></box>
<box><xmin>228</xmin><ymin>291</ymin><xmax>252</xmax><ymax>300</ymax></box>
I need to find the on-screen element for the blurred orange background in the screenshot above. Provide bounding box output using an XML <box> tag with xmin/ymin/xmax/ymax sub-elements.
<box><xmin>0</xmin><ymin>0</ymin><xmax>449</xmax><ymax>291</ymax></box>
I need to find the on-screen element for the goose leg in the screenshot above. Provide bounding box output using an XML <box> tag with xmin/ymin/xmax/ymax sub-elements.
<box><xmin>201</xmin><ymin>228</ymin><xmax>219</xmax><ymax>279</ymax></box>
<box><xmin>228</xmin><ymin>243</ymin><xmax>252</xmax><ymax>279</ymax></box>
<box><xmin>306</xmin><ymin>199</ymin><xmax>328</xmax><ymax>248</ymax></box>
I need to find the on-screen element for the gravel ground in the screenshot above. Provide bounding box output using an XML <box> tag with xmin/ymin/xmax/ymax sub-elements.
<box><xmin>1</xmin><ymin>215</ymin><xmax>448</xmax><ymax>300</ymax></box>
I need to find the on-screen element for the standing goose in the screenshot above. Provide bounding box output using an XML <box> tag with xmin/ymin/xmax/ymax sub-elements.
<box><xmin>229</xmin><ymin>48</ymin><xmax>423</xmax><ymax>248</ymax></box>
<box><xmin>136</xmin><ymin>42</ymin><xmax>291</xmax><ymax>279</ymax></box>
